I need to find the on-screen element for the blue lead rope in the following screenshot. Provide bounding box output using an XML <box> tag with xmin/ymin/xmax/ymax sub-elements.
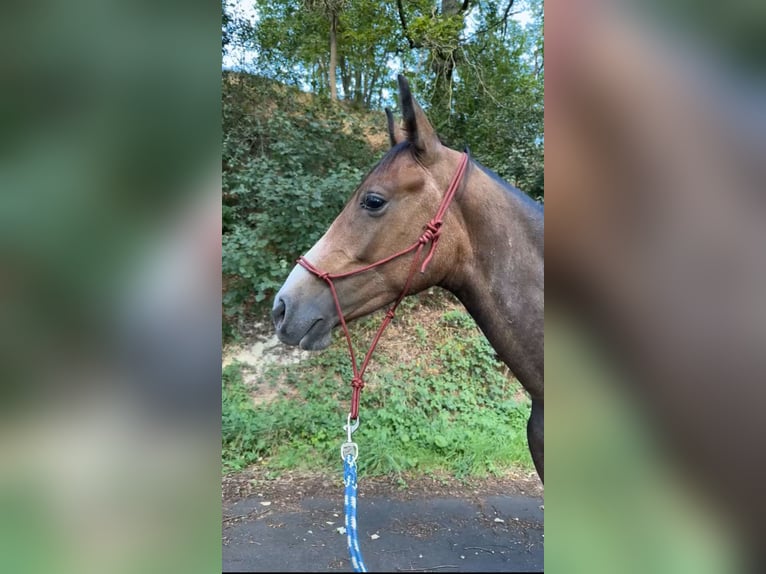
<box><xmin>343</xmin><ymin>453</ymin><xmax>367</xmax><ymax>572</ymax></box>
<box><xmin>342</xmin><ymin>414</ymin><xmax>367</xmax><ymax>573</ymax></box>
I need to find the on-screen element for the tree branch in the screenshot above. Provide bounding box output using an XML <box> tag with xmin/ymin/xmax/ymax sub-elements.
<box><xmin>396</xmin><ymin>0</ymin><xmax>417</xmax><ymax>49</ymax></box>
<box><xmin>502</xmin><ymin>0</ymin><xmax>515</xmax><ymax>23</ymax></box>
<box><xmin>501</xmin><ymin>0</ymin><xmax>515</xmax><ymax>34</ymax></box>
<box><xmin>466</xmin><ymin>0</ymin><xmax>519</xmax><ymax>42</ymax></box>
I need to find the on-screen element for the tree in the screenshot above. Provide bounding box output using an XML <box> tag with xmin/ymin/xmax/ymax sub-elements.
<box><xmin>304</xmin><ymin>0</ymin><xmax>348</xmax><ymax>100</ymax></box>
<box><xmin>229</xmin><ymin>0</ymin><xmax>544</xmax><ymax>195</ymax></box>
<box><xmin>222</xmin><ymin>0</ymin><xmax>254</xmax><ymax>57</ymax></box>
<box><xmin>338</xmin><ymin>0</ymin><xmax>401</xmax><ymax>107</ymax></box>
<box><xmin>395</xmin><ymin>0</ymin><xmax>469</xmax><ymax>121</ymax></box>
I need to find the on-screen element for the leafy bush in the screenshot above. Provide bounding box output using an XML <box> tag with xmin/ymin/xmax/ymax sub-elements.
<box><xmin>222</xmin><ymin>72</ymin><xmax>383</xmax><ymax>333</ymax></box>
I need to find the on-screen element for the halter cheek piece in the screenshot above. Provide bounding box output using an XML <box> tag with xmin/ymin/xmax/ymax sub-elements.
<box><xmin>298</xmin><ymin>150</ymin><xmax>470</xmax><ymax>420</ymax></box>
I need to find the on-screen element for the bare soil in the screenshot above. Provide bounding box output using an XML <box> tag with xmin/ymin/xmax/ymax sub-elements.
<box><xmin>222</xmin><ymin>289</ymin><xmax>463</xmax><ymax>405</ymax></box>
<box><xmin>223</xmin><ymin>467</ymin><xmax>543</xmax><ymax>518</ymax></box>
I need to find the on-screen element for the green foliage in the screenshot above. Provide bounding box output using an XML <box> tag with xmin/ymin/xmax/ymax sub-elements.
<box><xmin>250</xmin><ymin>0</ymin><xmax>401</xmax><ymax>107</ymax></box>
<box><xmin>222</xmin><ymin>0</ymin><xmax>253</xmax><ymax>56</ymax></box>
<box><xmin>222</xmin><ymin>307</ymin><xmax>532</xmax><ymax>477</ymax></box>
<box><xmin>222</xmin><ymin>73</ymin><xmax>382</xmax><ymax>330</ymax></box>
<box><xmin>445</xmin><ymin>27</ymin><xmax>544</xmax><ymax>198</ymax></box>
<box><xmin>431</xmin><ymin>0</ymin><xmax>545</xmax><ymax>198</ymax></box>
<box><xmin>226</xmin><ymin>0</ymin><xmax>545</xmax><ymax>197</ymax></box>
<box><xmin>408</xmin><ymin>12</ymin><xmax>464</xmax><ymax>52</ymax></box>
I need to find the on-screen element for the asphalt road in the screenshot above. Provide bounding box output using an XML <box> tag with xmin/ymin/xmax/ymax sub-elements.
<box><xmin>223</xmin><ymin>494</ymin><xmax>543</xmax><ymax>572</ymax></box>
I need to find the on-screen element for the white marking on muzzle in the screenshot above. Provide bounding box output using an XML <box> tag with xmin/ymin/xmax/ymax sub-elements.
<box><xmin>277</xmin><ymin>231</ymin><xmax>331</xmax><ymax>299</ymax></box>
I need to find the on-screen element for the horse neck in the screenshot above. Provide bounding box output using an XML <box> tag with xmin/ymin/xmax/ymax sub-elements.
<box><xmin>441</xmin><ymin>157</ymin><xmax>545</xmax><ymax>395</ymax></box>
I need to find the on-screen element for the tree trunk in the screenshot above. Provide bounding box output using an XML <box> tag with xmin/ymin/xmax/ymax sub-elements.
<box><xmin>429</xmin><ymin>0</ymin><xmax>465</xmax><ymax>123</ymax></box>
<box><xmin>316</xmin><ymin>60</ymin><xmax>326</xmax><ymax>94</ymax></box>
<box><xmin>365</xmin><ymin>68</ymin><xmax>379</xmax><ymax>108</ymax></box>
<box><xmin>339</xmin><ymin>55</ymin><xmax>351</xmax><ymax>100</ymax></box>
<box><xmin>353</xmin><ymin>66</ymin><xmax>363</xmax><ymax>107</ymax></box>
<box><xmin>329</xmin><ymin>13</ymin><xmax>338</xmax><ymax>100</ymax></box>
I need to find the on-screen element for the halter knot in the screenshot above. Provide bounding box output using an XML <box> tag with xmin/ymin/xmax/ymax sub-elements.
<box><xmin>418</xmin><ymin>221</ymin><xmax>442</xmax><ymax>245</ymax></box>
<box><xmin>351</xmin><ymin>376</ymin><xmax>365</xmax><ymax>390</ymax></box>
<box><xmin>317</xmin><ymin>271</ymin><xmax>331</xmax><ymax>281</ymax></box>
<box><xmin>385</xmin><ymin>309</ymin><xmax>396</xmax><ymax>320</ymax></box>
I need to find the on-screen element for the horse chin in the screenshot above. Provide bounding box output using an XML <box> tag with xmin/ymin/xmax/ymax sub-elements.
<box><xmin>298</xmin><ymin>327</ymin><xmax>332</xmax><ymax>351</ymax></box>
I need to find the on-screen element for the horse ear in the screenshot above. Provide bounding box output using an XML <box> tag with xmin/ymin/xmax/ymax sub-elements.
<box><xmin>385</xmin><ymin>108</ymin><xmax>404</xmax><ymax>147</ymax></box>
<box><xmin>397</xmin><ymin>74</ymin><xmax>440</xmax><ymax>161</ymax></box>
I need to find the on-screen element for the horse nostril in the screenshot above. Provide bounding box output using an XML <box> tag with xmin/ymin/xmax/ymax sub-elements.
<box><xmin>272</xmin><ymin>297</ymin><xmax>286</xmax><ymax>330</ymax></box>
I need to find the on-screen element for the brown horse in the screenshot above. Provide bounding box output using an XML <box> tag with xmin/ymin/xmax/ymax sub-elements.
<box><xmin>272</xmin><ymin>75</ymin><xmax>544</xmax><ymax>482</ymax></box>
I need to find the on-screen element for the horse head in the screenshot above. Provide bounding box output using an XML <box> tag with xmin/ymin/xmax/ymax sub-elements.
<box><xmin>272</xmin><ymin>76</ymin><xmax>470</xmax><ymax>350</ymax></box>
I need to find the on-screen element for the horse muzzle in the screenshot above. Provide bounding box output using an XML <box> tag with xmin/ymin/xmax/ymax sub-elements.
<box><xmin>272</xmin><ymin>265</ymin><xmax>337</xmax><ymax>350</ymax></box>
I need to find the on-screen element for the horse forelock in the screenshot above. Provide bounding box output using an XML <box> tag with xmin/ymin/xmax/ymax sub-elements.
<box><xmin>374</xmin><ymin>141</ymin><xmax>416</xmax><ymax>172</ymax></box>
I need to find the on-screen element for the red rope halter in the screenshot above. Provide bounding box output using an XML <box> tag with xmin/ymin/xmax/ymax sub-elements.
<box><xmin>298</xmin><ymin>151</ymin><xmax>470</xmax><ymax>420</ymax></box>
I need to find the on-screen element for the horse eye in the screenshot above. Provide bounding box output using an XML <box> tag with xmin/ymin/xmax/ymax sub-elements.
<box><xmin>361</xmin><ymin>193</ymin><xmax>387</xmax><ymax>211</ymax></box>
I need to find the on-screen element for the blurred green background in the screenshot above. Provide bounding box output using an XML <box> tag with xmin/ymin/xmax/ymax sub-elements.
<box><xmin>546</xmin><ymin>307</ymin><xmax>740</xmax><ymax>574</ymax></box>
<box><xmin>1</xmin><ymin>1</ymin><xmax>221</xmax><ymax>573</ymax></box>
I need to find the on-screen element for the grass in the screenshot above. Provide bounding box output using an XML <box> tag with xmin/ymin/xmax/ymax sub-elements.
<box><xmin>222</xmin><ymin>296</ymin><xmax>533</xmax><ymax>479</ymax></box>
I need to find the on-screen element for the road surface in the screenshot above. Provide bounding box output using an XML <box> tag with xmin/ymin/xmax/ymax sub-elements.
<box><xmin>223</xmin><ymin>492</ymin><xmax>543</xmax><ymax>572</ymax></box>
